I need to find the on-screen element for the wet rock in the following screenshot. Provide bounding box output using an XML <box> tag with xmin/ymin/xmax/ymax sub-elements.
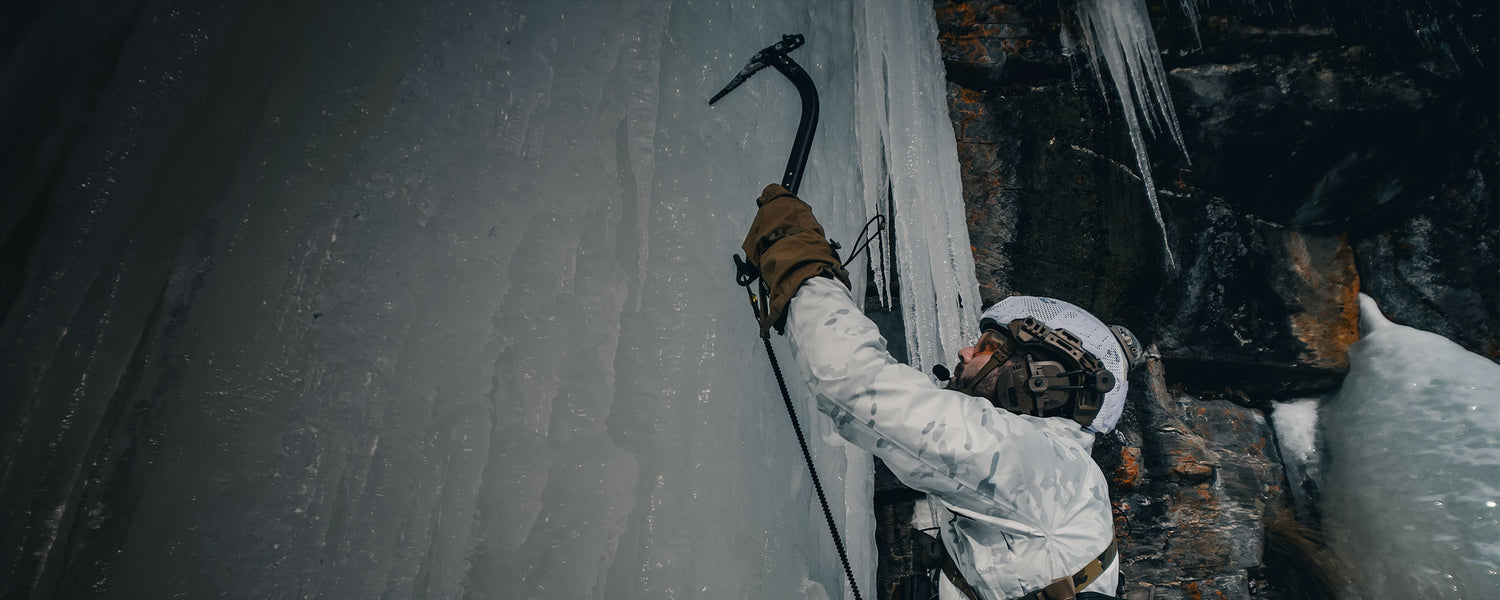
<box><xmin>940</xmin><ymin>0</ymin><xmax>1495</xmax><ymax>380</ymax></box>
<box><xmin>946</xmin><ymin>73</ymin><xmax>1363</xmax><ymax>395</ymax></box>
<box><xmin>1156</xmin><ymin>207</ymin><xmax>1361</xmax><ymax>394</ymax></box>
<box><xmin>948</xmin><ymin>76</ymin><xmax>1168</xmax><ymax>325</ymax></box>
<box><xmin>1353</xmin><ymin>171</ymin><xmax>1500</xmax><ymax>360</ymax></box>
<box><xmin>874</xmin><ymin>499</ymin><xmax>922</xmax><ymax>599</ymax></box>
<box><xmin>1101</xmin><ymin>357</ymin><xmax>1290</xmax><ymax>600</ymax></box>
<box><xmin>1168</xmin><ymin>54</ymin><xmax>1437</xmax><ymax>228</ymax></box>
<box><xmin>1157</xmin><ymin>6</ymin><xmax>1499</xmax><ymax>359</ymax></box>
<box><xmin>933</xmin><ymin>0</ymin><xmax>1067</xmax><ymax>90</ymax></box>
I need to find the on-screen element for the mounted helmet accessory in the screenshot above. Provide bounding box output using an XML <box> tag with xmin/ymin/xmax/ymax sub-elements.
<box><xmin>955</xmin><ymin>317</ymin><xmax>1115</xmax><ymax>424</ymax></box>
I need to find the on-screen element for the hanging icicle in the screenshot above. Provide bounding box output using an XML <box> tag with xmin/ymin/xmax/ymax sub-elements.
<box><xmin>1071</xmin><ymin>0</ymin><xmax>1191</xmax><ymax>270</ymax></box>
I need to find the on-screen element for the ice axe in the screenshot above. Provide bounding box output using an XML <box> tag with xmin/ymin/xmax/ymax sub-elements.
<box><xmin>711</xmin><ymin>35</ymin><xmax>864</xmax><ymax>600</ymax></box>
<box><xmin>709</xmin><ymin>33</ymin><xmax>819</xmax><ymax>195</ymax></box>
<box><xmin>713</xmin><ymin>34</ymin><xmax>827</xmax><ymax>290</ymax></box>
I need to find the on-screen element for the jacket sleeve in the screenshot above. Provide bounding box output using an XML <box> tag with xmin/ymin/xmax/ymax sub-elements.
<box><xmin>782</xmin><ymin>278</ymin><xmax>1101</xmax><ymax>519</ymax></box>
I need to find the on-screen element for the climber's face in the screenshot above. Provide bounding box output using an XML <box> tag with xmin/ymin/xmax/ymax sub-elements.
<box><xmin>953</xmin><ymin>344</ymin><xmax>993</xmax><ymax>386</ymax></box>
<box><xmin>949</xmin><ymin>329</ymin><xmax>1015</xmax><ymax>392</ymax></box>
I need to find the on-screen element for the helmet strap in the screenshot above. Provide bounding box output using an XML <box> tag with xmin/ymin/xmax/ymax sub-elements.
<box><xmin>957</xmin><ymin>350</ymin><xmax>1008</xmax><ymax>398</ymax></box>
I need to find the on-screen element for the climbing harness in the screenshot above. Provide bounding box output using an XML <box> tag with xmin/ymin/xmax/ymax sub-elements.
<box><xmin>896</xmin><ymin>526</ymin><xmax>1122</xmax><ymax>600</ymax></box>
<box><xmin>713</xmin><ymin>33</ymin><xmax>864</xmax><ymax>600</ymax></box>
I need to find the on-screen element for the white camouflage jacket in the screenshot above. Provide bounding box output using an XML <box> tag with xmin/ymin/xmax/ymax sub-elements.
<box><xmin>785</xmin><ymin>278</ymin><xmax>1119</xmax><ymax>600</ymax></box>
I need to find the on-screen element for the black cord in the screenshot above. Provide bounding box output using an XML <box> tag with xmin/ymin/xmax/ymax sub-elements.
<box><xmin>738</xmin><ymin>268</ymin><xmax>864</xmax><ymax>600</ymax></box>
<box><xmin>763</xmin><ymin>334</ymin><xmax>864</xmax><ymax>600</ymax></box>
<box><xmin>843</xmin><ymin>214</ymin><xmax>886</xmax><ymax>269</ymax></box>
<box><xmin>843</xmin><ymin>214</ymin><xmax>888</xmax><ymax>310</ymax></box>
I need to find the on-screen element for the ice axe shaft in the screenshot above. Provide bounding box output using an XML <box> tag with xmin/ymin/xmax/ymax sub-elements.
<box><xmin>709</xmin><ymin>34</ymin><xmax>819</xmax><ymax>195</ymax></box>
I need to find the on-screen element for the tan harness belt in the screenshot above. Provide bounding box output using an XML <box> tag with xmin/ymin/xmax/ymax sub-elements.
<box><xmin>941</xmin><ymin>539</ymin><xmax>1118</xmax><ymax>600</ymax></box>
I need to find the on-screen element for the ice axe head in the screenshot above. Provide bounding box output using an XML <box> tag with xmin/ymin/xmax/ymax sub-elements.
<box><xmin>709</xmin><ymin>34</ymin><xmax>805</xmax><ymax>106</ymax></box>
<box><xmin>708</xmin><ymin>34</ymin><xmax>819</xmax><ymax>194</ymax></box>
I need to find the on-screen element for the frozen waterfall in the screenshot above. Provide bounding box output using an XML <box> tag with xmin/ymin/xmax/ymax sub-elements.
<box><xmin>1319</xmin><ymin>295</ymin><xmax>1500</xmax><ymax>599</ymax></box>
<box><xmin>0</xmin><ymin>1</ymin><xmax>980</xmax><ymax>599</ymax></box>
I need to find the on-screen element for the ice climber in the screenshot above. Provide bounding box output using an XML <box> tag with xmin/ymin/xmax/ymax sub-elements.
<box><xmin>741</xmin><ymin>183</ymin><xmax>1146</xmax><ymax>600</ymax></box>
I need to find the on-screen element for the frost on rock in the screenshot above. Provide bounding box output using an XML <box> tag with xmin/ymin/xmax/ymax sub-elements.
<box><xmin>1319</xmin><ymin>294</ymin><xmax>1500</xmax><ymax>599</ymax></box>
<box><xmin>1070</xmin><ymin>0</ymin><xmax>1190</xmax><ymax>269</ymax></box>
<box><xmin>1270</xmin><ymin>398</ymin><xmax>1324</xmax><ymax>518</ymax></box>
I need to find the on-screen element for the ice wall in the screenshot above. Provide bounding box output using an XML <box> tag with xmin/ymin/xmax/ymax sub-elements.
<box><xmin>1320</xmin><ymin>295</ymin><xmax>1500</xmax><ymax>599</ymax></box>
<box><xmin>0</xmin><ymin>1</ymin><xmax>974</xmax><ymax>598</ymax></box>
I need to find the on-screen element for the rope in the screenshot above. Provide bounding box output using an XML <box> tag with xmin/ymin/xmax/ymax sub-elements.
<box><xmin>740</xmin><ymin>276</ymin><xmax>863</xmax><ymax>600</ymax></box>
<box><xmin>763</xmin><ymin>333</ymin><xmax>864</xmax><ymax>600</ymax></box>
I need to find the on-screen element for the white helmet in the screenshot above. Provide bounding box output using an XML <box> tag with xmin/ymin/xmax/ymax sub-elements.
<box><xmin>977</xmin><ymin>296</ymin><xmax>1143</xmax><ymax>434</ymax></box>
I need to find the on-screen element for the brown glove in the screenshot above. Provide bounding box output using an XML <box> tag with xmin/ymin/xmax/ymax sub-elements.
<box><xmin>741</xmin><ymin>183</ymin><xmax>851</xmax><ymax>336</ymax></box>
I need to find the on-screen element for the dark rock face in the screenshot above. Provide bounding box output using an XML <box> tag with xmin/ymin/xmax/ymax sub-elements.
<box><xmin>1096</xmin><ymin>358</ymin><xmax>1291</xmax><ymax>600</ymax></box>
<box><xmin>1353</xmin><ymin>177</ymin><xmax>1500</xmax><ymax>359</ymax></box>
<box><xmin>1159</xmin><ymin>217</ymin><xmax>1361</xmax><ymax>395</ymax></box>
<box><xmin>865</xmin><ymin>1</ymin><xmax>1497</xmax><ymax>598</ymax></box>
<box><xmin>1160</xmin><ymin>32</ymin><xmax>1499</xmax><ymax>362</ymax></box>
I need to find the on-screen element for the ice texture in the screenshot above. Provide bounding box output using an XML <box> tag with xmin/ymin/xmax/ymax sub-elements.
<box><xmin>1071</xmin><ymin>0</ymin><xmax>1189</xmax><ymax>269</ymax></box>
<box><xmin>854</xmin><ymin>0</ymin><xmax>983</xmax><ymax>373</ymax></box>
<box><xmin>1271</xmin><ymin>398</ymin><xmax>1324</xmax><ymax>517</ymax></box>
<box><xmin>1319</xmin><ymin>295</ymin><xmax>1500</xmax><ymax>599</ymax></box>
<box><xmin>0</xmin><ymin>1</ymin><xmax>975</xmax><ymax>598</ymax></box>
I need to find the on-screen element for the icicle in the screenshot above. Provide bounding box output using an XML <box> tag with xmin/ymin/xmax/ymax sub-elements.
<box><xmin>856</xmin><ymin>0</ymin><xmax>982</xmax><ymax>372</ymax></box>
<box><xmin>1180</xmin><ymin>0</ymin><xmax>1202</xmax><ymax>47</ymax></box>
<box><xmin>1072</xmin><ymin>0</ymin><xmax>1189</xmax><ymax>270</ymax></box>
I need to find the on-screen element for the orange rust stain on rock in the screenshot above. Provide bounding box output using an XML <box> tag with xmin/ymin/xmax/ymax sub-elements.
<box><xmin>963</xmin><ymin>38</ymin><xmax>991</xmax><ymax>63</ymax></box>
<box><xmin>937</xmin><ymin>35</ymin><xmax>989</xmax><ymax>65</ymax></box>
<box><xmin>934</xmin><ymin>2</ymin><xmax>978</xmax><ymax>27</ymax></box>
<box><xmin>1183</xmin><ymin>581</ymin><xmax>1204</xmax><ymax>600</ymax></box>
<box><xmin>937</xmin><ymin>3</ymin><xmax>1021</xmax><ymax>28</ymax></box>
<box><xmin>1285</xmin><ymin>232</ymin><xmax>1361</xmax><ymax>370</ymax></box>
<box><xmin>1248</xmin><ymin>437</ymin><xmax>1267</xmax><ymax>455</ymax></box>
<box><xmin>950</xmin><ymin>104</ymin><xmax>986</xmax><ymax>139</ymax></box>
<box><xmin>1111</xmin><ymin>502</ymin><xmax>1130</xmax><ymax>538</ymax></box>
<box><xmin>1167</xmin><ymin>450</ymin><xmax>1215</xmax><ymax>480</ymax></box>
<box><xmin>998</xmin><ymin>38</ymin><xmax>1037</xmax><ymax>54</ymax></box>
<box><xmin>984</xmin><ymin>3</ymin><xmax>1018</xmax><ymax>21</ymax></box>
<box><xmin>956</xmin><ymin>87</ymin><xmax>987</xmax><ymax>104</ymax></box>
<box><xmin>1113</xmin><ymin>447</ymin><xmax>1143</xmax><ymax>491</ymax></box>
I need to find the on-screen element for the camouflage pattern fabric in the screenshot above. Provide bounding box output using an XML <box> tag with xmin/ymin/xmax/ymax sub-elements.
<box><xmin>784</xmin><ymin>278</ymin><xmax>1119</xmax><ymax>600</ymax></box>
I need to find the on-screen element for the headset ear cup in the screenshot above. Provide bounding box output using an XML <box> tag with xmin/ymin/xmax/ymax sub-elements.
<box><xmin>1094</xmin><ymin>370</ymin><xmax>1115</xmax><ymax>393</ymax></box>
